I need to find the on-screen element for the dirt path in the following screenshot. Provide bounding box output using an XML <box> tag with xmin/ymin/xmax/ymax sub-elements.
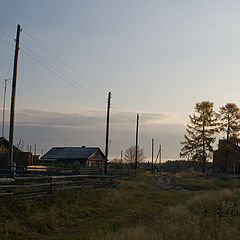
<box><xmin>157</xmin><ymin>174</ymin><xmax>187</xmax><ymax>190</ymax></box>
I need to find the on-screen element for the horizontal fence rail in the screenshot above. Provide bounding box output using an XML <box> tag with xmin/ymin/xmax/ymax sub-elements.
<box><xmin>0</xmin><ymin>174</ymin><xmax>118</xmax><ymax>205</ymax></box>
<box><xmin>0</xmin><ymin>166</ymin><xmax>103</xmax><ymax>177</ymax></box>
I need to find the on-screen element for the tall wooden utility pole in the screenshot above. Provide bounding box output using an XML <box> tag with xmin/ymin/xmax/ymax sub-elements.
<box><xmin>104</xmin><ymin>92</ymin><xmax>111</xmax><ymax>175</ymax></box>
<box><xmin>151</xmin><ymin>138</ymin><xmax>154</xmax><ymax>173</ymax></box>
<box><xmin>2</xmin><ymin>79</ymin><xmax>7</xmax><ymax>137</ymax></box>
<box><xmin>8</xmin><ymin>24</ymin><xmax>21</xmax><ymax>169</ymax></box>
<box><xmin>135</xmin><ymin>114</ymin><xmax>139</xmax><ymax>170</ymax></box>
<box><xmin>34</xmin><ymin>142</ymin><xmax>37</xmax><ymax>155</ymax></box>
<box><xmin>159</xmin><ymin>144</ymin><xmax>162</xmax><ymax>172</ymax></box>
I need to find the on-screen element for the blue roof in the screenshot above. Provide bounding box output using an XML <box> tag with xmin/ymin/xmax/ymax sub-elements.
<box><xmin>41</xmin><ymin>147</ymin><xmax>105</xmax><ymax>160</ymax></box>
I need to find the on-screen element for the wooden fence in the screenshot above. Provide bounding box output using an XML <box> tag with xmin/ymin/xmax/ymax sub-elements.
<box><xmin>0</xmin><ymin>175</ymin><xmax>117</xmax><ymax>205</ymax></box>
<box><xmin>0</xmin><ymin>166</ymin><xmax>103</xmax><ymax>177</ymax></box>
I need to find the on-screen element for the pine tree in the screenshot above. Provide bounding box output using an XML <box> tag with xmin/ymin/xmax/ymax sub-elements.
<box><xmin>219</xmin><ymin>103</ymin><xmax>240</xmax><ymax>141</ymax></box>
<box><xmin>180</xmin><ymin>101</ymin><xmax>219</xmax><ymax>172</ymax></box>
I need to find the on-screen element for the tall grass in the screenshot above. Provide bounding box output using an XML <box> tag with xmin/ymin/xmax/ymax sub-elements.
<box><xmin>100</xmin><ymin>188</ymin><xmax>240</xmax><ymax>240</ymax></box>
<box><xmin>0</xmin><ymin>173</ymin><xmax>239</xmax><ymax>240</ymax></box>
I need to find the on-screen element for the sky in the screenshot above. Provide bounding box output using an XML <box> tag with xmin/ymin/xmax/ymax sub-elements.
<box><xmin>1</xmin><ymin>0</ymin><xmax>240</xmax><ymax>160</ymax></box>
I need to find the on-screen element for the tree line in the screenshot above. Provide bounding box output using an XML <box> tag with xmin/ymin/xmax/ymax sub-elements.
<box><xmin>180</xmin><ymin>101</ymin><xmax>240</xmax><ymax>172</ymax></box>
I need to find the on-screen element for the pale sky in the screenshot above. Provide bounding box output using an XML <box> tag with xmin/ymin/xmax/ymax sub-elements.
<box><xmin>1</xmin><ymin>0</ymin><xmax>240</xmax><ymax>160</ymax></box>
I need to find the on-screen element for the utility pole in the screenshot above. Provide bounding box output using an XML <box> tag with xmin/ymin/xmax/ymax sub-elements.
<box><xmin>8</xmin><ymin>24</ymin><xmax>21</xmax><ymax>169</ymax></box>
<box><xmin>135</xmin><ymin>114</ymin><xmax>139</xmax><ymax>170</ymax></box>
<box><xmin>159</xmin><ymin>144</ymin><xmax>162</xmax><ymax>172</ymax></box>
<box><xmin>104</xmin><ymin>92</ymin><xmax>111</xmax><ymax>175</ymax></box>
<box><xmin>2</xmin><ymin>79</ymin><xmax>8</xmax><ymax>138</ymax></box>
<box><xmin>151</xmin><ymin>138</ymin><xmax>154</xmax><ymax>173</ymax></box>
<box><xmin>34</xmin><ymin>142</ymin><xmax>37</xmax><ymax>155</ymax></box>
<box><xmin>120</xmin><ymin>150</ymin><xmax>123</xmax><ymax>162</ymax></box>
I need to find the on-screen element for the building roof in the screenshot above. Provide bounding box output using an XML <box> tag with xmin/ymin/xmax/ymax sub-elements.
<box><xmin>0</xmin><ymin>137</ymin><xmax>21</xmax><ymax>152</ymax></box>
<box><xmin>41</xmin><ymin>147</ymin><xmax>106</xmax><ymax>160</ymax></box>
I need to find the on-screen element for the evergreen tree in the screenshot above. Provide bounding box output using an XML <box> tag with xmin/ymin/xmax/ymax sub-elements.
<box><xmin>219</xmin><ymin>103</ymin><xmax>240</xmax><ymax>141</ymax></box>
<box><xmin>180</xmin><ymin>101</ymin><xmax>219</xmax><ymax>172</ymax></box>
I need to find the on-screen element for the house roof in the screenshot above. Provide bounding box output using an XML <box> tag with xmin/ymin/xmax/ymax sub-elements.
<box><xmin>0</xmin><ymin>137</ymin><xmax>8</xmax><ymax>143</ymax></box>
<box><xmin>41</xmin><ymin>147</ymin><xmax>106</xmax><ymax>160</ymax></box>
<box><xmin>0</xmin><ymin>137</ymin><xmax>21</xmax><ymax>152</ymax></box>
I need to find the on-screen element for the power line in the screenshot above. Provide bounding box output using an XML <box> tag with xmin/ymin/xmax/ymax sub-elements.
<box><xmin>0</xmin><ymin>16</ymin><xmax>106</xmax><ymax>97</ymax></box>
<box><xmin>22</xmin><ymin>30</ymin><xmax>107</xmax><ymax>97</ymax></box>
<box><xmin>0</xmin><ymin>17</ymin><xmax>128</xmax><ymax>110</ymax></box>
<box><xmin>0</xmin><ymin>16</ymin><xmax>132</xmax><ymax>113</ymax></box>
<box><xmin>0</xmin><ymin>37</ymin><xmax>14</xmax><ymax>47</ymax></box>
<box><xmin>20</xmin><ymin>43</ymin><xmax>105</xmax><ymax>103</ymax></box>
<box><xmin>0</xmin><ymin>29</ymin><xmax>14</xmax><ymax>40</ymax></box>
<box><xmin>0</xmin><ymin>16</ymin><xmax>16</xmax><ymax>28</ymax></box>
<box><xmin>0</xmin><ymin>26</ymin><xmax>106</xmax><ymax>104</ymax></box>
<box><xmin>21</xmin><ymin>48</ymin><xmax>106</xmax><ymax>105</ymax></box>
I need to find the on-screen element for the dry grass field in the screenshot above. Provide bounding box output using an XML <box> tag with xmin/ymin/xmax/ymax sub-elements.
<box><xmin>0</xmin><ymin>172</ymin><xmax>240</xmax><ymax>240</ymax></box>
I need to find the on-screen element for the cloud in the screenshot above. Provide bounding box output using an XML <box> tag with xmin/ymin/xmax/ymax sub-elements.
<box><xmin>1</xmin><ymin>108</ymin><xmax>186</xmax><ymax>160</ymax></box>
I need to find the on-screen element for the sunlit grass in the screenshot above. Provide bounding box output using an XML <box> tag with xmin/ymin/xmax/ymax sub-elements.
<box><xmin>0</xmin><ymin>173</ymin><xmax>240</xmax><ymax>240</ymax></box>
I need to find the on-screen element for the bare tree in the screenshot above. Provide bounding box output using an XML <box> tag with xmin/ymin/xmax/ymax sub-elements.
<box><xmin>124</xmin><ymin>145</ymin><xmax>145</xmax><ymax>166</ymax></box>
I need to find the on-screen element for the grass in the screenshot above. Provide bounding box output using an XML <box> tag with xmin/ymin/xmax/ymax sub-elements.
<box><xmin>0</xmin><ymin>173</ymin><xmax>240</xmax><ymax>240</ymax></box>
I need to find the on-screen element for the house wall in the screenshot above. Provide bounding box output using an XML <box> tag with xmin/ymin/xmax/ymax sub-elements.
<box><xmin>0</xmin><ymin>152</ymin><xmax>33</xmax><ymax>167</ymax></box>
<box><xmin>212</xmin><ymin>150</ymin><xmax>239</xmax><ymax>174</ymax></box>
<box><xmin>0</xmin><ymin>142</ymin><xmax>9</xmax><ymax>152</ymax></box>
<box><xmin>88</xmin><ymin>152</ymin><xmax>105</xmax><ymax>169</ymax></box>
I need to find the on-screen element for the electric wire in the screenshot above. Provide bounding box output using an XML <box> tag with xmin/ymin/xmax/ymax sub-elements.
<box><xmin>22</xmin><ymin>30</ymin><xmax>107</xmax><ymax>97</ymax></box>
<box><xmin>21</xmin><ymin>48</ymin><xmax>106</xmax><ymax>106</ymax></box>
<box><xmin>0</xmin><ymin>16</ymin><xmax>138</xmax><ymax>151</ymax></box>
<box><xmin>0</xmin><ymin>20</ymin><xmax>106</xmax><ymax>101</ymax></box>
<box><xmin>0</xmin><ymin>29</ymin><xmax>14</xmax><ymax>40</ymax></box>
<box><xmin>0</xmin><ymin>25</ymin><xmax>107</xmax><ymax>105</ymax></box>
<box><xmin>20</xmin><ymin>43</ymin><xmax>106</xmax><ymax>104</ymax></box>
<box><xmin>0</xmin><ymin>17</ymin><xmax>128</xmax><ymax>110</ymax></box>
<box><xmin>0</xmin><ymin>16</ymin><xmax>16</xmax><ymax>28</ymax></box>
<box><xmin>0</xmin><ymin>37</ymin><xmax>13</xmax><ymax>47</ymax></box>
<box><xmin>22</xmin><ymin>31</ymin><xmax>127</xmax><ymax>110</ymax></box>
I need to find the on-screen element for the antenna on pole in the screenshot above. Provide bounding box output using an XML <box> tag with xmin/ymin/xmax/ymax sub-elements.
<box><xmin>104</xmin><ymin>92</ymin><xmax>111</xmax><ymax>175</ymax></box>
<box><xmin>8</xmin><ymin>24</ymin><xmax>21</xmax><ymax>170</ymax></box>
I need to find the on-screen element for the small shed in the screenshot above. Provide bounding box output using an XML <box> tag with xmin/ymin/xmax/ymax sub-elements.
<box><xmin>40</xmin><ymin>146</ymin><xmax>106</xmax><ymax>169</ymax></box>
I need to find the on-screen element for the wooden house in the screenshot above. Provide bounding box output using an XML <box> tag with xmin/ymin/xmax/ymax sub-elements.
<box><xmin>40</xmin><ymin>146</ymin><xmax>106</xmax><ymax>169</ymax></box>
<box><xmin>212</xmin><ymin>140</ymin><xmax>240</xmax><ymax>175</ymax></box>
<box><xmin>0</xmin><ymin>137</ymin><xmax>20</xmax><ymax>152</ymax></box>
<box><xmin>0</xmin><ymin>137</ymin><xmax>33</xmax><ymax>167</ymax></box>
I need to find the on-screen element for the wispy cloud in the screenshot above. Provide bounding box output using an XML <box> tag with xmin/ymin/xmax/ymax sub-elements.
<box><xmin>1</xmin><ymin>108</ymin><xmax>186</xmax><ymax>160</ymax></box>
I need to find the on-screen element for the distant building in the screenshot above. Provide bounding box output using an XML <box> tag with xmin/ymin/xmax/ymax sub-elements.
<box><xmin>0</xmin><ymin>137</ymin><xmax>34</xmax><ymax>167</ymax></box>
<box><xmin>0</xmin><ymin>137</ymin><xmax>20</xmax><ymax>152</ymax></box>
<box><xmin>40</xmin><ymin>146</ymin><xmax>106</xmax><ymax>169</ymax></box>
<box><xmin>212</xmin><ymin>140</ymin><xmax>240</xmax><ymax>175</ymax></box>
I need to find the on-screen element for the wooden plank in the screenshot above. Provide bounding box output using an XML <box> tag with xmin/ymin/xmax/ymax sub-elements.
<box><xmin>13</xmin><ymin>194</ymin><xmax>48</xmax><ymax>202</ymax></box>
<box><xmin>0</xmin><ymin>192</ymin><xmax>13</xmax><ymax>197</ymax></box>
<box><xmin>0</xmin><ymin>182</ymin><xmax>51</xmax><ymax>190</ymax></box>
<box><xmin>0</xmin><ymin>178</ymin><xmax>14</xmax><ymax>184</ymax></box>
